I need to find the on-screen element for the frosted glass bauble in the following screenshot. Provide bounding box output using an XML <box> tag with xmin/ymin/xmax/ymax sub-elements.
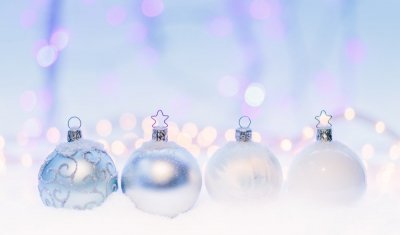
<box><xmin>205</xmin><ymin>141</ymin><xmax>282</xmax><ymax>202</ymax></box>
<box><xmin>287</xmin><ymin>141</ymin><xmax>366</xmax><ymax>203</ymax></box>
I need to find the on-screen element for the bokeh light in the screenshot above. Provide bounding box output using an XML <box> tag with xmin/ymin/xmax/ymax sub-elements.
<box><xmin>302</xmin><ymin>126</ymin><xmax>314</xmax><ymax>139</ymax></box>
<box><xmin>249</xmin><ymin>0</ymin><xmax>272</xmax><ymax>20</ymax></box>
<box><xmin>182</xmin><ymin>122</ymin><xmax>198</xmax><ymax>138</ymax></box>
<box><xmin>141</xmin><ymin>0</ymin><xmax>164</xmax><ymax>17</ymax></box>
<box><xmin>197</xmin><ymin>126</ymin><xmax>217</xmax><ymax>147</ymax></box>
<box><xmin>142</xmin><ymin>116</ymin><xmax>154</xmax><ymax>136</ymax></box>
<box><xmin>96</xmin><ymin>119</ymin><xmax>113</xmax><ymax>137</ymax></box>
<box><xmin>50</xmin><ymin>29</ymin><xmax>69</xmax><ymax>50</ymax></box>
<box><xmin>36</xmin><ymin>45</ymin><xmax>58</xmax><ymax>67</ymax></box>
<box><xmin>244</xmin><ymin>83</ymin><xmax>265</xmax><ymax>107</ymax></box>
<box><xmin>280</xmin><ymin>139</ymin><xmax>292</xmax><ymax>152</ymax></box>
<box><xmin>344</xmin><ymin>107</ymin><xmax>356</xmax><ymax>121</ymax></box>
<box><xmin>375</xmin><ymin>121</ymin><xmax>385</xmax><ymax>134</ymax></box>
<box><xmin>253</xmin><ymin>131</ymin><xmax>262</xmax><ymax>143</ymax></box>
<box><xmin>120</xmin><ymin>113</ymin><xmax>137</xmax><ymax>131</ymax></box>
<box><xmin>186</xmin><ymin>144</ymin><xmax>201</xmax><ymax>157</ymax></box>
<box><xmin>111</xmin><ymin>140</ymin><xmax>126</xmax><ymax>156</ymax></box>
<box><xmin>21</xmin><ymin>153</ymin><xmax>32</xmax><ymax>168</ymax></box>
<box><xmin>46</xmin><ymin>127</ymin><xmax>60</xmax><ymax>144</ymax></box>
<box><xmin>176</xmin><ymin>132</ymin><xmax>192</xmax><ymax>147</ymax></box>
<box><xmin>389</xmin><ymin>143</ymin><xmax>400</xmax><ymax>160</ymax></box>
<box><xmin>224</xmin><ymin>129</ymin><xmax>236</xmax><ymax>141</ymax></box>
<box><xmin>361</xmin><ymin>144</ymin><xmax>374</xmax><ymax>159</ymax></box>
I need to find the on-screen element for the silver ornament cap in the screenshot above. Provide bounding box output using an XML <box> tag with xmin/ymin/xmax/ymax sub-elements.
<box><xmin>235</xmin><ymin>116</ymin><xmax>252</xmax><ymax>142</ymax></box>
<box><xmin>315</xmin><ymin>110</ymin><xmax>333</xmax><ymax>142</ymax></box>
<box><xmin>67</xmin><ymin>116</ymin><xmax>82</xmax><ymax>142</ymax></box>
<box><xmin>151</xmin><ymin>110</ymin><xmax>169</xmax><ymax>142</ymax></box>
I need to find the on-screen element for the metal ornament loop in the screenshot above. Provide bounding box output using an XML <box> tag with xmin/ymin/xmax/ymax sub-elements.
<box><xmin>238</xmin><ymin>116</ymin><xmax>251</xmax><ymax>129</ymax></box>
<box><xmin>68</xmin><ymin>116</ymin><xmax>82</xmax><ymax>129</ymax></box>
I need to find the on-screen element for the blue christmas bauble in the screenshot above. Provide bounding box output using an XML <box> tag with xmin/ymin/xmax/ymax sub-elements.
<box><xmin>121</xmin><ymin>141</ymin><xmax>202</xmax><ymax>217</ymax></box>
<box><xmin>38</xmin><ymin>139</ymin><xmax>118</xmax><ymax>209</ymax></box>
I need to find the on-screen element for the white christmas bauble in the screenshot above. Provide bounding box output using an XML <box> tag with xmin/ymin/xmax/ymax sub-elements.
<box><xmin>121</xmin><ymin>141</ymin><xmax>202</xmax><ymax>217</ymax></box>
<box><xmin>287</xmin><ymin>141</ymin><xmax>366</xmax><ymax>203</ymax></box>
<box><xmin>205</xmin><ymin>141</ymin><xmax>283</xmax><ymax>202</ymax></box>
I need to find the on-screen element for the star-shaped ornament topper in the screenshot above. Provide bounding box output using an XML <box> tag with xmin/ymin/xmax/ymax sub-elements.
<box><xmin>151</xmin><ymin>109</ymin><xmax>169</xmax><ymax>128</ymax></box>
<box><xmin>315</xmin><ymin>110</ymin><xmax>332</xmax><ymax>128</ymax></box>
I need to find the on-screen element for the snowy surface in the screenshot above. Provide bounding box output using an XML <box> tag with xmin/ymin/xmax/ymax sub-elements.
<box><xmin>55</xmin><ymin>139</ymin><xmax>104</xmax><ymax>156</ymax></box>
<box><xmin>1</xmin><ymin>165</ymin><xmax>400</xmax><ymax>235</ymax></box>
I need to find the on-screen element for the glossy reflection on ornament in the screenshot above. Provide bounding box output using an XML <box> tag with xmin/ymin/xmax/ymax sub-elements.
<box><xmin>205</xmin><ymin>116</ymin><xmax>283</xmax><ymax>202</ymax></box>
<box><xmin>121</xmin><ymin>110</ymin><xmax>202</xmax><ymax>217</ymax></box>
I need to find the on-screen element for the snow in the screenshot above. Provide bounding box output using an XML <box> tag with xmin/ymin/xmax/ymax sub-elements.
<box><xmin>0</xmin><ymin>165</ymin><xmax>399</xmax><ymax>235</ymax></box>
<box><xmin>55</xmin><ymin>139</ymin><xmax>104</xmax><ymax>156</ymax></box>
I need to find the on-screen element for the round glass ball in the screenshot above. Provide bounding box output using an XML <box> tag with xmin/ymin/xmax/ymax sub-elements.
<box><xmin>121</xmin><ymin>141</ymin><xmax>202</xmax><ymax>217</ymax></box>
<box><xmin>287</xmin><ymin>141</ymin><xmax>366</xmax><ymax>203</ymax></box>
<box><xmin>205</xmin><ymin>141</ymin><xmax>283</xmax><ymax>202</ymax></box>
<box><xmin>38</xmin><ymin>142</ymin><xmax>118</xmax><ymax>210</ymax></box>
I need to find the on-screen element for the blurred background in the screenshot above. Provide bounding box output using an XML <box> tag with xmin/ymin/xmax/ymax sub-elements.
<box><xmin>1</xmin><ymin>0</ymin><xmax>400</xmax><ymax>211</ymax></box>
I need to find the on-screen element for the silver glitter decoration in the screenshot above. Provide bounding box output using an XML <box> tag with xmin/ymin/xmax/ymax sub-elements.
<box><xmin>317</xmin><ymin>128</ymin><xmax>332</xmax><ymax>142</ymax></box>
<box><xmin>152</xmin><ymin>127</ymin><xmax>168</xmax><ymax>142</ymax></box>
<box><xmin>38</xmin><ymin>118</ymin><xmax>118</xmax><ymax>210</ymax></box>
<box><xmin>121</xmin><ymin>110</ymin><xmax>202</xmax><ymax>217</ymax></box>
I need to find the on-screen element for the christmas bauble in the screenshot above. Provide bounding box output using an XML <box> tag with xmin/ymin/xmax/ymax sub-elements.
<box><xmin>121</xmin><ymin>110</ymin><xmax>202</xmax><ymax>217</ymax></box>
<box><xmin>287</xmin><ymin>141</ymin><xmax>366</xmax><ymax>202</ymax></box>
<box><xmin>38</xmin><ymin>117</ymin><xmax>118</xmax><ymax>209</ymax></box>
<box><xmin>205</xmin><ymin>116</ymin><xmax>282</xmax><ymax>202</ymax></box>
<box><xmin>286</xmin><ymin>111</ymin><xmax>366</xmax><ymax>203</ymax></box>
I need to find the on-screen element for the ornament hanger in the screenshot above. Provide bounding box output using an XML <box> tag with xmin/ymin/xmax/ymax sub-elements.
<box><xmin>315</xmin><ymin>110</ymin><xmax>332</xmax><ymax>128</ymax></box>
<box><xmin>236</xmin><ymin>116</ymin><xmax>252</xmax><ymax>142</ymax></box>
<box><xmin>151</xmin><ymin>110</ymin><xmax>169</xmax><ymax>142</ymax></box>
<box><xmin>67</xmin><ymin>116</ymin><xmax>82</xmax><ymax>142</ymax></box>
<box><xmin>68</xmin><ymin>116</ymin><xmax>82</xmax><ymax>129</ymax></box>
<box><xmin>151</xmin><ymin>109</ymin><xmax>169</xmax><ymax>128</ymax></box>
<box><xmin>239</xmin><ymin>116</ymin><xmax>251</xmax><ymax>129</ymax></box>
<box><xmin>315</xmin><ymin>110</ymin><xmax>333</xmax><ymax>142</ymax></box>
